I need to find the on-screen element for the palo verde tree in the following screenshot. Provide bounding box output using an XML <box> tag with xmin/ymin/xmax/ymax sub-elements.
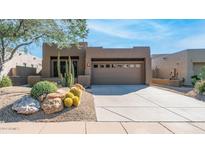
<box><xmin>0</xmin><ymin>19</ymin><xmax>88</xmax><ymax>71</ymax></box>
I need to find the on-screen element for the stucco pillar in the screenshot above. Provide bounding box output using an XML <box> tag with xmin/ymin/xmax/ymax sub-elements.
<box><xmin>145</xmin><ymin>57</ymin><xmax>152</xmax><ymax>84</ymax></box>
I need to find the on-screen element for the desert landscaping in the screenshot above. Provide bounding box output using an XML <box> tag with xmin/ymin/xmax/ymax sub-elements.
<box><xmin>0</xmin><ymin>84</ymin><xmax>96</xmax><ymax>123</ymax></box>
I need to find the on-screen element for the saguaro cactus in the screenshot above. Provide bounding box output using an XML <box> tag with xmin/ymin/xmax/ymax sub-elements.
<box><xmin>57</xmin><ymin>53</ymin><xmax>75</xmax><ymax>87</ymax></box>
<box><xmin>71</xmin><ymin>61</ymin><xmax>75</xmax><ymax>85</ymax></box>
<box><xmin>64</xmin><ymin>56</ymin><xmax>75</xmax><ymax>87</ymax></box>
<box><xmin>57</xmin><ymin>50</ymin><xmax>61</xmax><ymax>78</ymax></box>
<box><xmin>67</xmin><ymin>56</ymin><xmax>73</xmax><ymax>87</ymax></box>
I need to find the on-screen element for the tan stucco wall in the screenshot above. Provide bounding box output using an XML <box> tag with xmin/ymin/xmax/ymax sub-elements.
<box><xmin>152</xmin><ymin>51</ymin><xmax>188</xmax><ymax>81</ymax></box>
<box><xmin>42</xmin><ymin>43</ymin><xmax>86</xmax><ymax>78</ymax></box>
<box><xmin>42</xmin><ymin>43</ymin><xmax>151</xmax><ymax>86</ymax></box>
<box><xmin>186</xmin><ymin>49</ymin><xmax>205</xmax><ymax>85</ymax></box>
<box><xmin>152</xmin><ymin>49</ymin><xmax>205</xmax><ymax>86</ymax></box>
<box><xmin>85</xmin><ymin>47</ymin><xmax>151</xmax><ymax>85</ymax></box>
<box><xmin>0</xmin><ymin>51</ymin><xmax>42</xmax><ymax>77</ymax></box>
<box><xmin>152</xmin><ymin>78</ymin><xmax>182</xmax><ymax>87</ymax></box>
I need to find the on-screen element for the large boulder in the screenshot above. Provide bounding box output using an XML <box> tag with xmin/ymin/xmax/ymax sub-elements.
<box><xmin>12</xmin><ymin>95</ymin><xmax>40</xmax><ymax>114</ymax></box>
<box><xmin>41</xmin><ymin>97</ymin><xmax>64</xmax><ymax>114</ymax></box>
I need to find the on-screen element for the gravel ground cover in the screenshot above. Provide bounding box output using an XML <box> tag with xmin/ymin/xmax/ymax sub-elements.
<box><xmin>0</xmin><ymin>86</ymin><xmax>96</xmax><ymax>122</ymax></box>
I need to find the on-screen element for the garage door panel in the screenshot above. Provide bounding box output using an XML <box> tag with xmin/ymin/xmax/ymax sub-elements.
<box><xmin>91</xmin><ymin>62</ymin><xmax>144</xmax><ymax>84</ymax></box>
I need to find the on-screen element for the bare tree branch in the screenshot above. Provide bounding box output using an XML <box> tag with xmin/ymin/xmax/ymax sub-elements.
<box><xmin>14</xmin><ymin>20</ymin><xmax>24</xmax><ymax>35</ymax></box>
<box><xmin>7</xmin><ymin>34</ymin><xmax>45</xmax><ymax>61</ymax></box>
<box><xmin>0</xmin><ymin>37</ymin><xmax>5</xmax><ymax>62</ymax></box>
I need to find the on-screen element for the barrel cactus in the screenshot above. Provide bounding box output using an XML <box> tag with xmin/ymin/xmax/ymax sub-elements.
<box><xmin>70</xmin><ymin>87</ymin><xmax>82</xmax><ymax>97</ymax></box>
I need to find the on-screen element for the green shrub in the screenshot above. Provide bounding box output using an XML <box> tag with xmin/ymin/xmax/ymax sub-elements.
<box><xmin>31</xmin><ymin>81</ymin><xmax>57</xmax><ymax>99</ymax></box>
<box><xmin>191</xmin><ymin>75</ymin><xmax>200</xmax><ymax>86</ymax></box>
<box><xmin>0</xmin><ymin>75</ymin><xmax>12</xmax><ymax>88</ymax></box>
<box><xmin>198</xmin><ymin>66</ymin><xmax>205</xmax><ymax>80</ymax></box>
<box><xmin>195</xmin><ymin>80</ymin><xmax>205</xmax><ymax>94</ymax></box>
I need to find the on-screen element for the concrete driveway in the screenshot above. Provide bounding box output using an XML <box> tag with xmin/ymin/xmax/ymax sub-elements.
<box><xmin>91</xmin><ymin>85</ymin><xmax>205</xmax><ymax>122</ymax></box>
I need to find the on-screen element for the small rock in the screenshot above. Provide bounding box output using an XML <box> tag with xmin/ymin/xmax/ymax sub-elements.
<box><xmin>57</xmin><ymin>89</ymin><xmax>67</xmax><ymax>94</ymax></box>
<box><xmin>12</xmin><ymin>95</ymin><xmax>40</xmax><ymax>115</ymax></box>
<box><xmin>41</xmin><ymin>97</ymin><xmax>64</xmax><ymax>114</ymax></box>
<box><xmin>46</xmin><ymin>92</ymin><xmax>65</xmax><ymax>99</ymax></box>
<box><xmin>38</xmin><ymin>94</ymin><xmax>47</xmax><ymax>102</ymax></box>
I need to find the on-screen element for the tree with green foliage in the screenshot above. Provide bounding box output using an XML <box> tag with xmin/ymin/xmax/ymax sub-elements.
<box><xmin>0</xmin><ymin>19</ymin><xmax>88</xmax><ymax>71</ymax></box>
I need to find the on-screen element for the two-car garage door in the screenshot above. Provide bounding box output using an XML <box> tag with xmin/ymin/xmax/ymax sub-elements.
<box><xmin>91</xmin><ymin>60</ymin><xmax>145</xmax><ymax>84</ymax></box>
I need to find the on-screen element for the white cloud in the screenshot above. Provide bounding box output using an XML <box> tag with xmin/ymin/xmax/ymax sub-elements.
<box><xmin>88</xmin><ymin>20</ymin><xmax>173</xmax><ymax>40</ymax></box>
<box><xmin>176</xmin><ymin>34</ymin><xmax>205</xmax><ymax>49</ymax></box>
<box><xmin>88</xmin><ymin>21</ymin><xmax>136</xmax><ymax>39</ymax></box>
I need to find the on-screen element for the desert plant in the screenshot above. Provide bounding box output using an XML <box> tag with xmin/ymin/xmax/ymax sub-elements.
<box><xmin>70</xmin><ymin>87</ymin><xmax>82</xmax><ymax>97</ymax></box>
<box><xmin>71</xmin><ymin>60</ymin><xmax>75</xmax><ymax>85</ymax></box>
<box><xmin>57</xmin><ymin>50</ymin><xmax>61</xmax><ymax>78</ymax></box>
<box><xmin>59</xmin><ymin>56</ymin><xmax>75</xmax><ymax>87</ymax></box>
<box><xmin>0</xmin><ymin>75</ymin><xmax>12</xmax><ymax>87</ymax></box>
<box><xmin>31</xmin><ymin>81</ymin><xmax>57</xmax><ymax>99</ymax></box>
<box><xmin>72</xmin><ymin>96</ymin><xmax>80</xmax><ymax>107</ymax></box>
<box><xmin>198</xmin><ymin>66</ymin><xmax>205</xmax><ymax>80</ymax></box>
<box><xmin>195</xmin><ymin>80</ymin><xmax>205</xmax><ymax>94</ymax></box>
<box><xmin>191</xmin><ymin>75</ymin><xmax>200</xmax><ymax>86</ymax></box>
<box><xmin>67</xmin><ymin>56</ymin><xmax>75</xmax><ymax>87</ymax></box>
<box><xmin>64</xmin><ymin>97</ymin><xmax>73</xmax><ymax>107</ymax></box>
<box><xmin>65</xmin><ymin>92</ymin><xmax>75</xmax><ymax>98</ymax></box>
<box><xmin>60</xmin><ymin>60</ymin><xmax>69</xmax><ymax>87</ymax></box>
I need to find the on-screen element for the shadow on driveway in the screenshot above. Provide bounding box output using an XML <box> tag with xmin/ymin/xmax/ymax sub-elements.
<box><xmin>91</xmin><ymin>84</ymin><xmax>148</xmax><ymax>95</ymax></box>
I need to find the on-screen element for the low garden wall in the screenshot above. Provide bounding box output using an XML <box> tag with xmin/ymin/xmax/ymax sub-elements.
<box><xmin>152</xmin><ymin>78</ymin><xmax>182</xmax><ymax>87</ymax></box>
<box><xmin>27</xmin><ymin>76</ymin><xmax>62</xmax><ymax>86</ymax></box>
<box><xmin>28</xmin><ymin>75</ymin><xmax>91</xmax><ymax>87</ymax></box>
<box><xmin>9</xmin><ymin>66</ymin><xmax>38</xmax><ymax>86</ymax></box>
<box><xmin>27</xmin><ymin>76</ymin><xmax>42</xmax><ymax>86</ymax></box>
<box><xmin>10</xmin><ymin>76</ymin><xmax>28</xmax><ymax>86</ymax></box>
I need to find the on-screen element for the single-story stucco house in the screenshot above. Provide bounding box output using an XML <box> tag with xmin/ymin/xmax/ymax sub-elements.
<box><xmin>152</xmin><ymin>49</ymin><xmax>205</xmax><ymax>86</ymax></box>
<box><xmin>41</xmin><ymin>42</ymin><xmax>151</xmax><ymax>87</ymax></box>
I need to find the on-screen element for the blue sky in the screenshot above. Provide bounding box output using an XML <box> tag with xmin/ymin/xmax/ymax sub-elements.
<box><xmin>29</xmin><ymin>19</ymin><xmax>205</xmax><ymax>58</ymax></box>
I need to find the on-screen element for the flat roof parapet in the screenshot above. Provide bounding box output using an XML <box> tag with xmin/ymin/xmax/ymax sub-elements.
<box><xmin>133</xmin><ymin>46</ymin><xmax>150</xmax><ymax>48</ymax></box>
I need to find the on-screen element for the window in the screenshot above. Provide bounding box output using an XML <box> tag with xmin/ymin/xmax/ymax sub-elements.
<box><xmin>23</xmin><ymin>63</ymin><xmax>26</xmax><ymax>67</ymax></box>
<box><xmin>93</xmin><ymin>64</ymin><xmax>98</xmax><ymax>68</ymax></box>
<box><xmin>129</xmin><ymin>64</ymin><xmax>135</xmax><ymax>68</ymax></box>
<box><xmin>111</xmin><ymin>64</ymin><xmax>117</xmax><ymax>68</ymax></box>
<box><xmin>123</xmin><ymin>64</ymin><xmax>129</xmax><ymax>68</ymax></box>
<box><xmin>117</xmin><ymin>64</ymin><xmax>123</xmax><ymax>68</ymax></box>
<box><xmin>72</xmin><ymin>61</ymin><xmax>78</xmax><ymax>78</ymax></box>
<box><xmin>106</xmin><ymin>64</ymin><xmax>110</xmax><ymax>68</ymax></box>
<box><xmin>31</xmin><ymin>64</ymin><xmax>34</xmax><ymax>68</ymax></box>
<box><xmin>53</xmin><ymin>60</ymin><xmax>78</xmax><ymax>78</ymax></box>
<box><xmin>135</xmin><ymin>64</ymin><xmax>141</xmax><ymax>68</ymax></box>
<box><xmin>100</xmin><ymin>64</ymin><xmax>104</xmax><ymax>68</ymax></box>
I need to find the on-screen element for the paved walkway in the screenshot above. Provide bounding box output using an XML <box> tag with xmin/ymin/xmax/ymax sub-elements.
<box><xmin>1</xmin><ymin>122</ymin><xmax>205</xmax><ymax>134</ymax></box>
<box><xmin>92</xmin><ymin>85</ymin><xmax>205</xmax><ymax>122</ymax></box>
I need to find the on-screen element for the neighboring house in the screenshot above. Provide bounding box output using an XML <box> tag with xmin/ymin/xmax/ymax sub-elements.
<box><xmin>152</xmin><ymin>49</ymin><xmax>205</xmax><ymax>86</ymax></box>
<box><xmin>0</xmin><ymin>51</ymin><xmax>42</xmax><ymax>76</ymax></box>
<box><xmin>0</xmin><ymin>51</ymin><xmax>42</xmax><ymax>85</ymax></box>
<box><xmin>41</xmin><ymin>42</ymin><xmax>151</xmax><ymax>87</ymax></box>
